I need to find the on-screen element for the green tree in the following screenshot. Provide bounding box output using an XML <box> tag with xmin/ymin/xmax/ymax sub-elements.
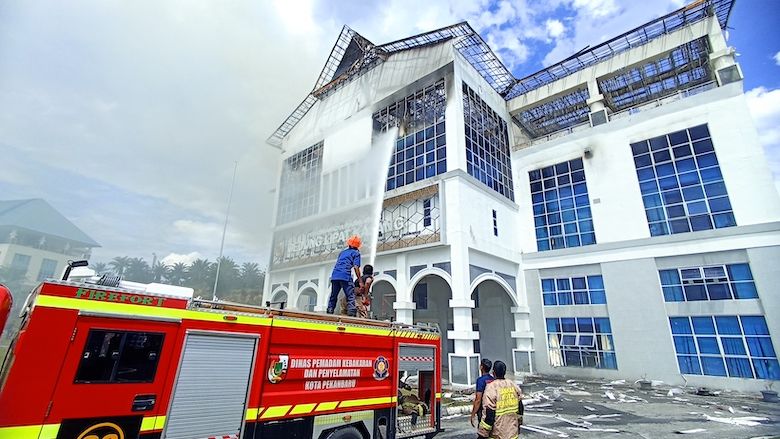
<box><xmin>91</xmin><ymin>262</ymin><xmax>108</xmax><ymax>274</ymax></box>
<box><xmin>188</xmin><ymin>259</ymin><xmax>215</xmax><ymax>296</ymax></box>
<box><xmin>109</xmin><ymin>256</ymin><xmax>131</xmax><ymax>276</ymax></box>
<box><xmin>239</xmin><ymin>262</ymin><xmax>264</xmax><ymax>290</ymax></box>
<box><xmin>151</xmin><ymin>261</ymin><xmax>170</xmax><ymax>283</ymax></box>
<box><xmin>125</xmin><ymin>257</ymin><xmax>151</xmax><ymax>283</ymax></box>
<box><xmin>168</xmin><ymin>262</ymin><xmax>188</xmax><ymax>286</ymax></box>
<box><xmin>214</xmin><ymin>256</ymin><xmax>240</xmax><ymax>296</ymax></box>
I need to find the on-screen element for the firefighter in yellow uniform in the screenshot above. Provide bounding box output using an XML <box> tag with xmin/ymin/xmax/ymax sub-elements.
<box><xmin>478</xmin><ymin>360</ymin><xmax>523</xmax><ymax>439</ymax></box>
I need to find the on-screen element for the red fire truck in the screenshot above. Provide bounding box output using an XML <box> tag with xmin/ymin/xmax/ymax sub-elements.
<box><xmin>0</xmin><ymin>271</ymin><xmax>441</xmax><ymax>439</ymax></box>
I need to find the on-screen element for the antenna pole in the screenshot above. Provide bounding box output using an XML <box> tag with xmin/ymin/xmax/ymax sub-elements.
<box><xmin>213</xmin><ymin>161</ymin><xmax>238</xmax><ymax>301</ymax></box>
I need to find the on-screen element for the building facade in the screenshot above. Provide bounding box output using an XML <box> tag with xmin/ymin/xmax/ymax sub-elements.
<box><xmin>265</xmin><ymin>0</ymin><xmax>780</xmax><ymax>391</ymax></box>
<box><xmin>0</xmin><ymin>199</ymin><xmax>100</xmax><ymax>288</ymax></box>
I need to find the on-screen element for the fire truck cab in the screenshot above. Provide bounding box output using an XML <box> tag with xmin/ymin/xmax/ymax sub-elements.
<box><xmin>0</xmin><ymin>276</ymin><xmax>442</xmax><ymax>439</ymax></box>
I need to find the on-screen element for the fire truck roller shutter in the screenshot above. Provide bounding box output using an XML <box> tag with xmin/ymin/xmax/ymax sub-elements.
<box><xmin>398</xmin><ymin>345</ymin><xmax>436</xmax><ymax>374</ymax></box>
<box><xmin>163</xmin><ymin>332</ymin><xmax>257</xmax><ymax>439</ymax></box>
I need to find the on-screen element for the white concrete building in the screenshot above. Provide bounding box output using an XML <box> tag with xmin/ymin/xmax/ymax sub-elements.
<box><xmin>265</xmin><ymin>0</ymin><xmax>780</xmax><ymax>391</ymax></box>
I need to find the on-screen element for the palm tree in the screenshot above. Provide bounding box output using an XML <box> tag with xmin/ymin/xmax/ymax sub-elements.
<box><xmin>151</xmin><ymin>261</ymin><xmax>170</xmax><ymax>283</ymax></box>
<box><xmin>188</xmin><ymin>259</ymin><xmax>215</xmax><ymax>296</ymax></box>
<box><xmin>168</xmin><ymin>262</ymin><xmax>188</xmax><ymax>286</ymax></box>
<box><xmin>125</xmin><ymin>257</ymin><xmax>151</xmax><ymax>283</ymax></box>
<box><xmin>215</xmin><ymin>256</ymin><xmax>240</xmax><ymax>295</ymax></box>
<box><xmin>239</xmin><ymin>262</ymin><xmax>264</xmax><ymax>290</ymax></box>
<box><xmin>91</xmin><ymin>262</ymin><xmax>108</xmax><ymax>274</ymax></box>
<box><xmin>109</xmin><ymin>256</ymin><xmax>131</xmax><ymax>276</ymax></box>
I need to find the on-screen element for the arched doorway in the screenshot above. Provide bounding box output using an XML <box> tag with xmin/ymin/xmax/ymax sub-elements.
<box><xmin>471</xmin><ymin>279</ymin><xmax>516</xmax><ymax>371</ymax></box>
<box><xmin>411</xmin><ymin>273</ymin><xmax>453</xmax><ymax>368</ymax></box>
<box><xmin>372</xmin><ymin>280</ymin><xmax>396</xmax><ymax>321</ymax></box>
<box><xmin>269</xmin><ymin>290</ymin><xmax>288</xmax><ymax>309</ymax></box>
<box><xmin>296</xmin><ymin>288</ymin><xmax>317</xmax><ymax>312</ymax></box>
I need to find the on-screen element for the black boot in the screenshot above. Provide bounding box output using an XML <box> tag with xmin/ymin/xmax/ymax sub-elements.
<box><xmin>347</xmin><ymin>310</ymin><xmax>357</xmax><ymax>317</ymax></box>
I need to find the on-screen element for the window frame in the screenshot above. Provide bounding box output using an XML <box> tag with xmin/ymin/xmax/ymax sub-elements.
<box><xmin>74</xmin><ymin>329</ymin><xmax>166</xmax><ymax>384</ymax></box>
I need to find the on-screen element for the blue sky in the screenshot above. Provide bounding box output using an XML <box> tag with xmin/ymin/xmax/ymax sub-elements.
<box><xmin>1</xmin><ymin>0</ymin><xmax>778</xmax><ymax>267</ymax></box>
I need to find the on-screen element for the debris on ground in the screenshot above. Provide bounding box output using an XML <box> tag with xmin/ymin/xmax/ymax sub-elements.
<box><xmin>521</xmin><ymin>424</ymin><xmax>570</xmax><ymax>437</ymax></box>
<box><xmin>675</xmin><ymin>428</ymin><xmax>707</xmax><ymax>434</ymax></box>
<box><xmin>668</xmin><ymin>388</ymin><xmax>684</xmax><ymax>396</ymax></box>
<box><xmin>567</xmin><ymin>427</ymin><xmax>620</xmax><ymax>432</ymax></box>
<box><xmin>702</xmin><ymin>414</ymin><xmax>769</xmax><ymax>426</ymax></box>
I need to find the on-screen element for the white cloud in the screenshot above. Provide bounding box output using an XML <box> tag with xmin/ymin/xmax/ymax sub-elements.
<box><xmin>541</xmin><ymin>1</ymin><xmax>683</xmax><ymax>67</ymax></box>
<box><xmin>774</xmin><ymin>51</ymin><xmax>780</xmax><ymax>66</ymax></box>
<box><xmin>746</xmin><ymin>86</ymin><xmax>780</xmax><ymax>145</ymax></box>
<box><xmin>545</xmin><ymin>19</ymin><xmax>565</xmax><ymax>39</ymax></box>
<box><xmin>572</xmin><ymin>0</ymin><xmax>619</xmax><ymax>18</ymax></box>
<box><xmin>745</xmin><ymin>86</ymin><xmax>780</xmax><ymax>196</ymax></box>
<box><xmin>486</xmin><ymin>28</ymin><xmax>531</xmax><ymax>70</ymax></box>
<box><xmin>161</xmin><ymin>252</ymin><xmax>203</xmax><ymax>266</ymax></box>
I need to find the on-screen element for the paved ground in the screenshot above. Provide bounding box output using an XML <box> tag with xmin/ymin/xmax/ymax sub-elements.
<box><xmin>436</xmin><ymin>376</ymin><xmax>780</xmax><ymax>438</ymax></box>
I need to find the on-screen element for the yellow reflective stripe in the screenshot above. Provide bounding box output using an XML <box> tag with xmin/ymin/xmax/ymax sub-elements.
<box><xmin>289</xmin><ymin>403</ymin><xmax>317</xmax><ymax>415</ymax></box>
<box><xmin>338</xmin><ymin>397</ymin><xmax>393</xmax><ymax>408</ymax></box>
<box><xmin>391</xmin><ymin>396</ymin><xmax>398</xmax><ymax>403</ymax></box>
<box><xmin>35</xmin><ymin>295</ymin><xmax>271</xmax><ymax>326</ymax></box>
<box><xmin>315</xmin><ymin>401</ymin><xmax>339</xmax><ymax>412</ymax></box>
<box><xmin>140</xmin><ymin>416</ymin><xmax>156</xmax><ymax>432</ymax></box>
<box><xmin>479</xmin><ymin>420</ymin><xmax>493</xmax><ymax>431</ymax></box>
<box><xmin>435</xmin><ymin>392</ymin><xmax>442</xmax><ymax>399</ymax></box>
<box><xmin>0</xmin><ymin>424</ymin><xmax>59</xmax><ymax>439</ymax></box>
<box><xmin>246</xmin><ymin>407</ymin><xmax>261</xmax><ymax>421</ymax></box>
<box><xmin>314</xmin><ymin>410</ymin><xmax>373</xmax><ymax>425</ymax></box>
<box><xmin>38</xmin><ymin>424</ymin><xmax>60</xmax><ymax>439</ymax></box>
<box><xmin>272</xmin><ymin>318</ymin><xmax>392</xmax><ymax>337</ymax></box>
<box><xmin>496</xmin><ymin>408</ymin><xmax>518</xmax><ymax>416</ymax></box>
<box><xmin>261</xmin><ymin>405</ymin><xmax>292</xmax><ymax>419</ymax></box>
<box><xmin>154</xmin><ymin>415</ymin><xmax>167</xmax><ymax>430</ymax></box>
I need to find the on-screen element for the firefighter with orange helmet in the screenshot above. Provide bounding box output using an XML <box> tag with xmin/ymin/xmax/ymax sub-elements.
<box><xmin>326</xmin><ymin>235</ymin><xmax>362</xmax><ymax>317</ymax></box>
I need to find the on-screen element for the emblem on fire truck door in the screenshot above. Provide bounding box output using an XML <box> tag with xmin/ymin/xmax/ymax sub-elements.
<box><xmin>373</xmin><ymin>356</ymin><xmax>389</xmax><ymax>380</ymax></box>
<box><xmin>56</xmin><ymin>416</ymin><xmax>140</xmax><ymax>439</ymax></box>
<box><xmin>76</xmin><ymin>422</ymin><xmax>125</xmax><ymax>439</ymax></box>
<box><xmin>268</xmin><ymin>354</ymin><xmax>289</xmax><ymax>383</ymax></box>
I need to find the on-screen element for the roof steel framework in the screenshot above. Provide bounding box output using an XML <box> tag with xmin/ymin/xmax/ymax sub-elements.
<box><xmin>268</xmin><ymin>0</ymin><xmax>734</xmax><ymax>146</ymax></box>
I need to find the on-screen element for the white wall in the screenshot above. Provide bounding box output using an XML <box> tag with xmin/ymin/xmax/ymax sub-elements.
<box><xmin>512</xmin><ymin>84</ymin><xmax>780</xmax><ymax>254</ymax></box>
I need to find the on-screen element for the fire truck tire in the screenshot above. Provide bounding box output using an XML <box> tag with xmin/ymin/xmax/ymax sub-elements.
<box><xmin>323</xmin><ymin>426</ymin><xmax>363</xmax><ymax>439</ymax></box>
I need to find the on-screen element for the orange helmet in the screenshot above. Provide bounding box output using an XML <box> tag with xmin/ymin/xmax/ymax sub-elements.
<box><xmin>346</xmin><ymin>235</ymin><xmax>362</xmax><ymax>249</ymax></box>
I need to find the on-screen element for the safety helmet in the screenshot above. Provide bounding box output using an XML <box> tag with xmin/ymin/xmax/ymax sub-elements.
<box><xmin>346</xmin><ymin>235</ymin><xmax>362</xmax><ymax>249</ymax></box>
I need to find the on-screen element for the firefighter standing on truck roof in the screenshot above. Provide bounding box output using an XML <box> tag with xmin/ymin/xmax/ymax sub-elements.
<box><xmin>478</xmin><ymin>360</ymin><xmax>523</xmax><ymax>439</ymax></box>
<box><xmin>327</xmin><ymin>235</ymin><xmax>362</xmax><ymax>317</ymax></box>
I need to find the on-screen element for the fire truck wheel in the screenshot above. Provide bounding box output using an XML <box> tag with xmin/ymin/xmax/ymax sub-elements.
<box><xmin>323</xmin><ymin>426</ymin><xmax>363</xmax><ymax>439</ymax></box>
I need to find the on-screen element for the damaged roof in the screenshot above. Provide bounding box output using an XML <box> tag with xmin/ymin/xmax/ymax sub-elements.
<box><xmin>267</xmin><ymin>0</ymin><xmax>734</xmax><ymax>146</ymax></box>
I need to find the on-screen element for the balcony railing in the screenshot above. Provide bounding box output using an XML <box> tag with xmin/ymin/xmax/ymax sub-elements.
<box><xmin>513</xmin><ymin>80</ymin><xmax>718</xmax><ymax>151</ymax></box>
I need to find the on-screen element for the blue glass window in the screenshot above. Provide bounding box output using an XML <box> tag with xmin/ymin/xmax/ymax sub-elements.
<box><xmin>531</xmin><ymin>158</ymin><xmax>595</xmax><ymax>251</ymax></box>
<box><xmin>658</xmin><ymin>263</ymin><xmax>759</xmax><ymax>302</ymax></box>
<box><xmin>463</xmin><ymin>83</ymin><xmax>514</xmax><ymax>200</ymax></box>
<box><xmin>540</xmin><ymin>275</ymin><xmax>607</xmax><ymax>306</ymax></box>
<box><xmin>668</xmin><ymin>315</ymin><xmax>779</xmax><ymax>379</ymax></box>
<box><xmin>546</xmin><ymin>317</ymin><xmax>616</xmax><ymax>369</ymax></box>
<box><xmin>631</xmin><ymin>124</ymin><xmax>736</xmax><ymax>237</ymax></box>
<box><xmin>376</xmin><ymin>80</ymin><xmax>446</xmax><ymax>191</ymax></box>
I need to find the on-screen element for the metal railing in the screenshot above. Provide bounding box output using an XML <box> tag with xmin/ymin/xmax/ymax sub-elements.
<box><xmin>610</xmin><ymin>80</ymin><xmax>718</xmax><ymax>121</ymax></box>
<box><xmin>513</xmin><ymin>80</ymin><xmax>718</xmax><ymax>151</ymax></box>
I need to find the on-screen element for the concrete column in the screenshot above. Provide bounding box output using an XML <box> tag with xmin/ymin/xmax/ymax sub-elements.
<box><xmin>393</xmin><ymin>302</ymin><xmax>415</xmax><ymax>324</ymax></box>
<box><xmin>287</xmin><ymin>271</ymin><xmax>296</xmax><ymax>310</ymax></box>
<box><xmin>586</xmin><ymin>78</ymin><xmax>607</xmax><ymax>113</ymax></box>
<box><xmin>446</xmin><ymin>65</ymin><xmax>467</xmax><ymax>173</ymax></box>
<box><xmin>449</xmin><ymin>299</ymin><xmax>477</xmax><ymax>354</ymax></box>
<box><xmin>314</xmin><ymin>265</ymin><xmax>329</xmax><ymax>312</ymax></box>
<box><xmin>394</xmin><ymin>253</ymin><xmax>411</xmax><ymax>323</ymax></box>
